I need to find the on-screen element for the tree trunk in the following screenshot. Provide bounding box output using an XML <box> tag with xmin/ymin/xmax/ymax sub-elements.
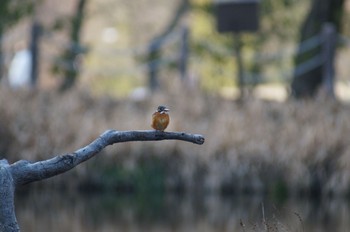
<box><xmin>0</xmin><ymin>31</ymin><xmax>3</xmax><ymax>81</ymax></box>
<box><xmin>0</xmin><ymin>160</ymin><xmax>19</xmax><ymax>232</ymax></box>
<box><xmin>291</xmin><ymin>0</ymin><xmax>344</xmax><ymax>98</ymax></box>
<box><xmin>59</xmin><ymin>0</ymin><xmax>87</xmax><ymax>91</ymax></box>
<box><xmin>30</xmin><ymin>21</ymin><xmax>41</xmax><ymax>87</ymax></box>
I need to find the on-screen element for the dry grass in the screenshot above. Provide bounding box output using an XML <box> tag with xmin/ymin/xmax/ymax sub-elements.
<box><xmin>1</xmin><ymin>84</ymin><xmax>350</xmax><ymax>196</ymax></box>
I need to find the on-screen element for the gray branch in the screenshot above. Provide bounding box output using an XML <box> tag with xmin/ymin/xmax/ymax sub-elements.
<box><xmin>0</xmin><ymin>130</ymin><xmax>204</xmax><ymax>232</ymax></box>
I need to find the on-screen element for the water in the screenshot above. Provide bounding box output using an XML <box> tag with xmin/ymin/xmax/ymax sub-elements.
<box><xmin>15</xmin><ymin>190</ymin><xmax>350</xmax><ymax>232</ymax></box>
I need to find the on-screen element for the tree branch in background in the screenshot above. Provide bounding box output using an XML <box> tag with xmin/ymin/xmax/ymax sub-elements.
<box><xmin>147</xmin><ymin>0</ymin><xmax>190</xmax><ymax>90</ymax></box>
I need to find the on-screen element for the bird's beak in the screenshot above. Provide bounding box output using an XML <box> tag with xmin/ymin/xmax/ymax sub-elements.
<box><xmin>164</xmin><ymin>108</ymin><xmax>170</xmax><ymax>112</ymax></box>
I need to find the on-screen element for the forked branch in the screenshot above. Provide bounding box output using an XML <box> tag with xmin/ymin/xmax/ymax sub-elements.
<box><xmin>10</xmin><ymin>130</ymin><xmax>204</xmax><ymax>186</ymax></box>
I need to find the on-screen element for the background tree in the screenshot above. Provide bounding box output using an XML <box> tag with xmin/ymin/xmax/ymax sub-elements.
<box><xmin>52</xmin><ymin>0</ymin><xmax>87</xmax><ymax>91</ymax></box>
<box><xmin>291</xmin><ymin>0</ymin><xmax>345</xmax><ymax>98</ymax></box>
<box><xmin>146</xmin><ymin>0</ymin><xmax>189</xmax><ymax>90</ymax></box>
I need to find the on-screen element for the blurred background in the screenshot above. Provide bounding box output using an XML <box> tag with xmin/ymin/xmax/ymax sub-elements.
<box><xmin>1</xmin><ymin>0</ymin><xmax>350</xmax><ymax>231</ymax></box>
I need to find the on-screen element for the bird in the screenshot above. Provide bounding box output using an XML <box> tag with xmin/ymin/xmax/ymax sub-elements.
<box><xmin>151</xmin><ymin>105</ymin><xmax>170</xmax><ymax>131</ymax></box>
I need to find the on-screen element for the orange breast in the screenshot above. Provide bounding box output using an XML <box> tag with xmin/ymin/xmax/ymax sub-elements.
<box><xmin>151</xmin><ymin>112</ymin><xmax>170</xmax><ymax>131</ymax></box>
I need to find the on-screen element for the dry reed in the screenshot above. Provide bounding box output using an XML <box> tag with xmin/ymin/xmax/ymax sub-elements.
<box><xmin>1</xmin><ymin>84</ymin><xmax>350</xmax><ymax>196</ymax></box>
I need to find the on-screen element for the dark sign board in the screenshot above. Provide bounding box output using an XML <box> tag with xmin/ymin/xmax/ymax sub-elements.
<box><xmin>215</xmin><ymin>0</ymin><xmax>259</xmax><ymax>33</ymax></box>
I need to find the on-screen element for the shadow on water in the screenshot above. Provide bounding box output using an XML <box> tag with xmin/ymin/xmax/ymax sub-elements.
<box><xmin>15</xmin><ymin>189</ymin><xmax>350</xmax><ymax>232</ymax></box>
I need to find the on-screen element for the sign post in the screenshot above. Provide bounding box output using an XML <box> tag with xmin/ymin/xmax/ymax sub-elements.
<box><xmin>214</xmin><ymin>0</ymin><xmax>260</xmax><ymax>99</ymax></box>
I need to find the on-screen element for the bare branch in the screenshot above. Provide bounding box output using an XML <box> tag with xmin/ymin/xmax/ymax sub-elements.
<box><xmin>10</xmin><ymin>130</ymin><xmax>205</xmax><ymax>186</ymax></box>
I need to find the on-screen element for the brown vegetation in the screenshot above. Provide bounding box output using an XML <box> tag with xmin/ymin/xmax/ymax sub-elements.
<box><xmin>1</xmin><ymin>85</ymin><xmax>350</xmax><ymax>196</ymax></box>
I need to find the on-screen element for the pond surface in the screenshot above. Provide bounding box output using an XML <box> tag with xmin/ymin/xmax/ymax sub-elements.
<box><xmin>15</xmin><ymin>190</ymin><xmax>350</xmax><ymax>232</ymax></box>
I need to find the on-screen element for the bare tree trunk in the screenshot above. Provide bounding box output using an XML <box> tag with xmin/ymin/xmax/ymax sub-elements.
<box><xmin>0</xmin><ymin>160</ymin><xmax>19</xmax><ymax>232</ymax></box>
<box><xmin>291</xmin><ymin>0</ymin><xmax>344</xmax><ymax>98</ymax></box>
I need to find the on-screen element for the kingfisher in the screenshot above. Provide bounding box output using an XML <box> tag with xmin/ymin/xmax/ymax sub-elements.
<box><xmin>151</xmin><ymin>105</ymin><xmax>170</xmax><ymax>131</ymax></box>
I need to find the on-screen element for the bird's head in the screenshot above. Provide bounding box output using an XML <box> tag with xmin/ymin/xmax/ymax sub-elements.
<box><xmin>157</xmin><ymin>105</ymin><xmax>169</xmax><ymax>113</ymax></box>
